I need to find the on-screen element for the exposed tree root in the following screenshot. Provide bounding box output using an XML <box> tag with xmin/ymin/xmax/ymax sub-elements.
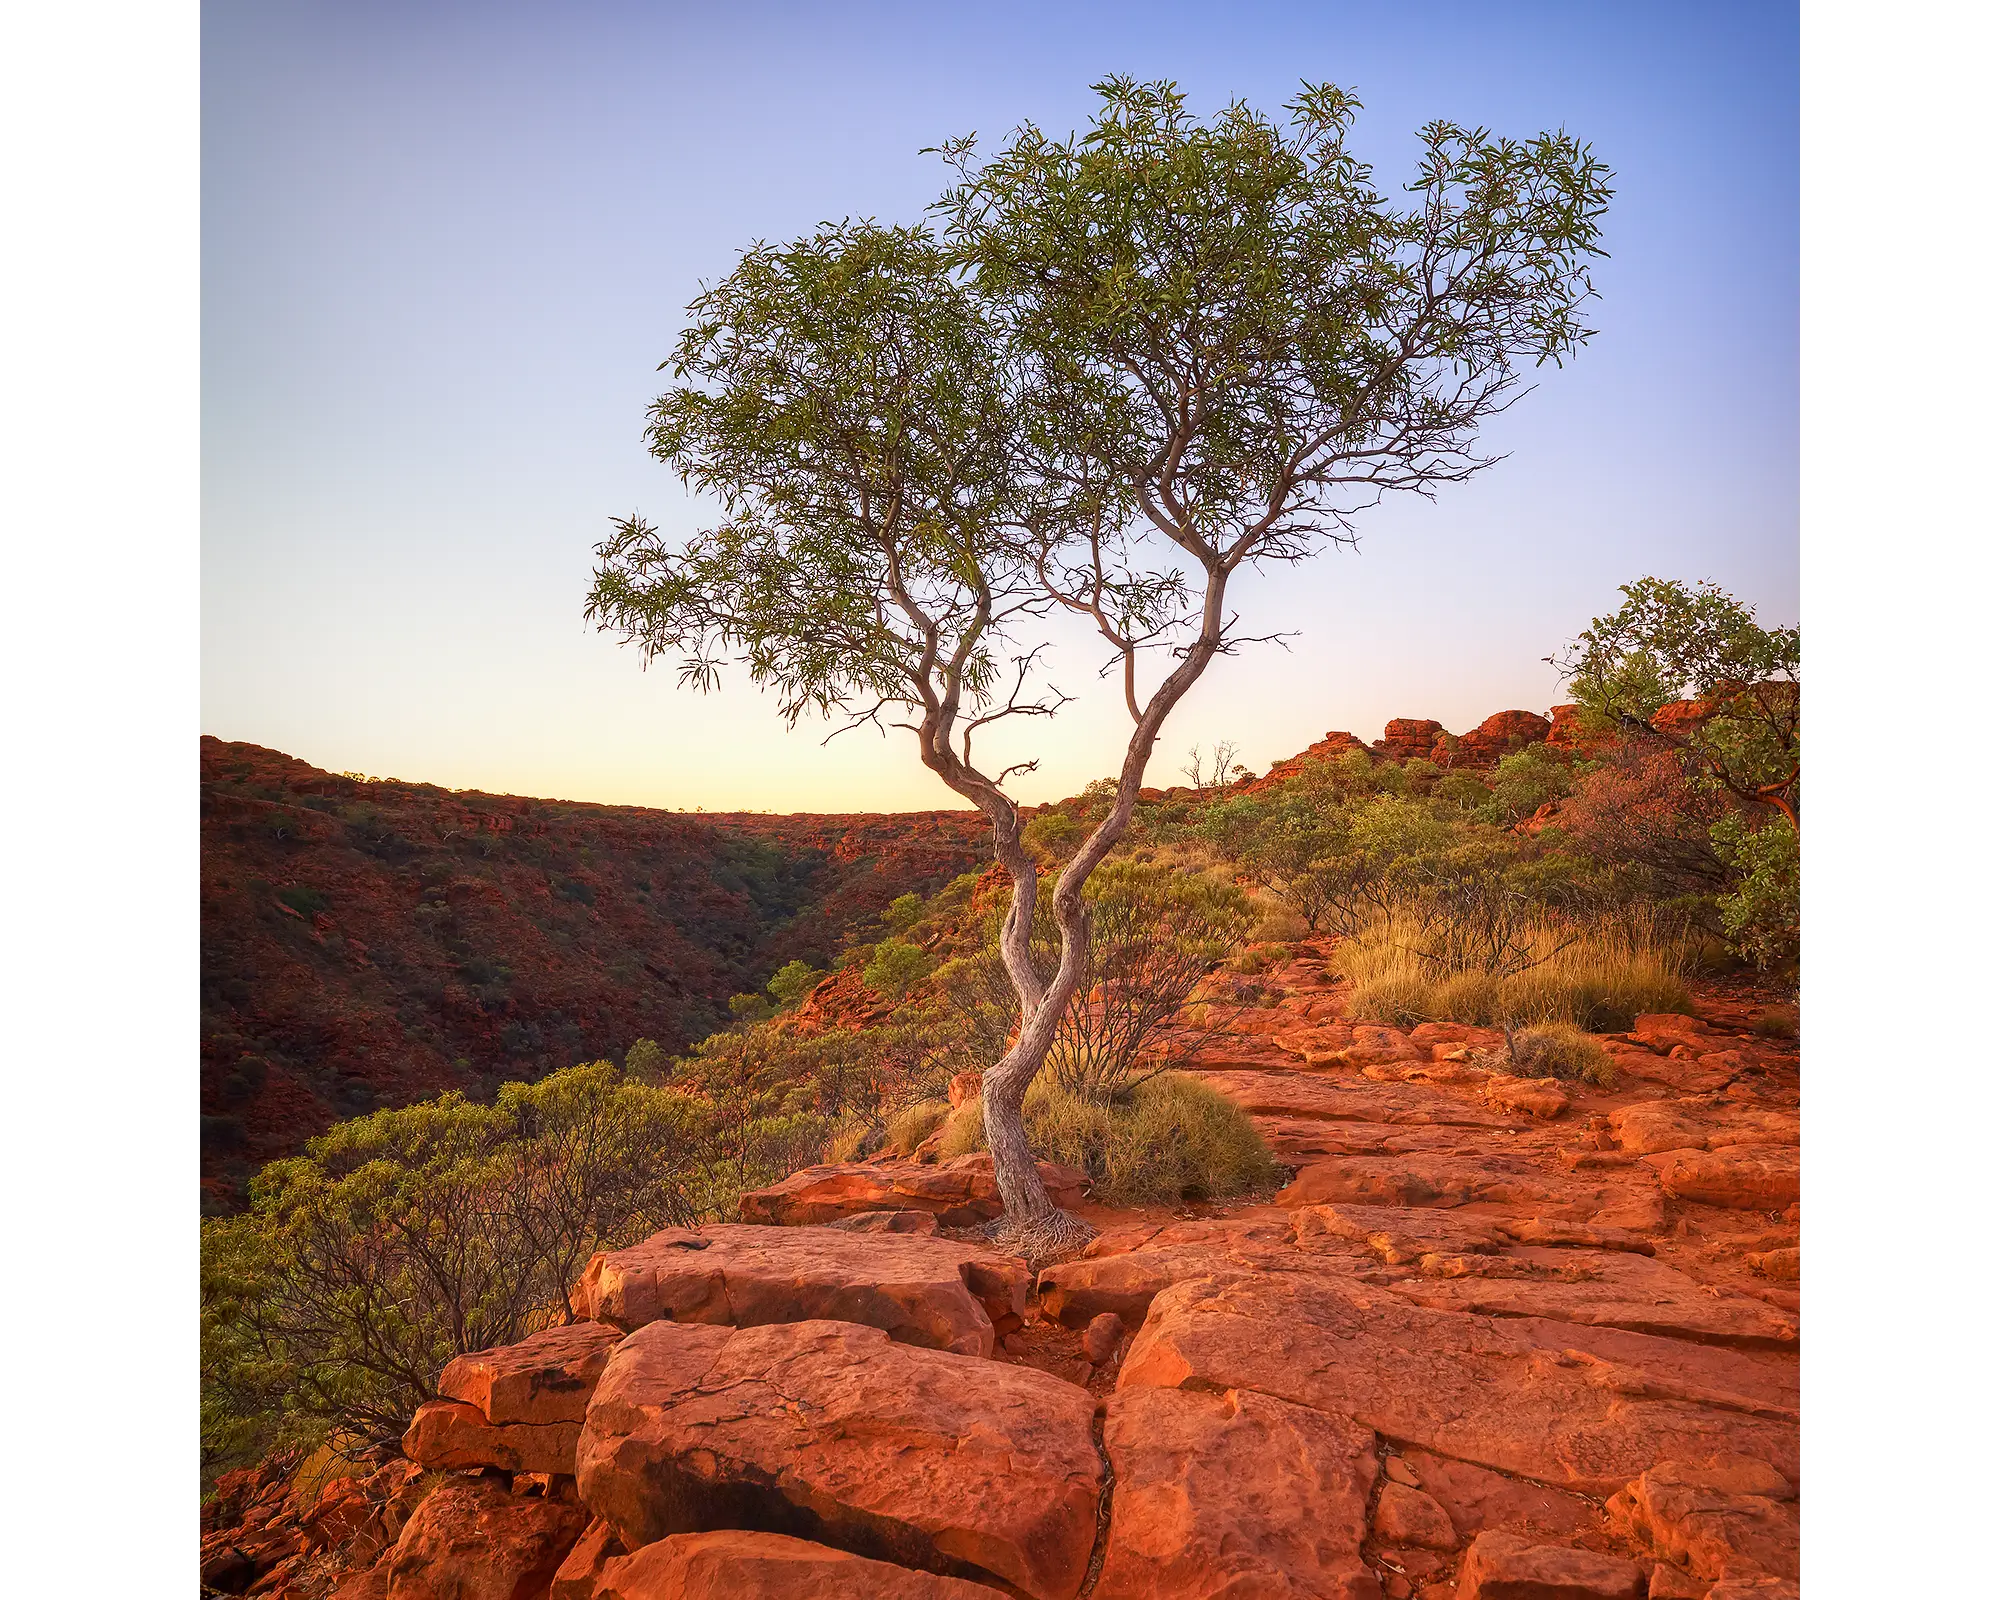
<box><xmin>986</xmin><ymin>1207</ymin><xmax>1099</xmax><ymax>1271</ymax></box>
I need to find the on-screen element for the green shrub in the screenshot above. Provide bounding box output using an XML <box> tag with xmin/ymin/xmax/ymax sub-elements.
<box><xmin>765</xmin><ymin>959</ymin><xmax>824</xmax><ymax>1010</ymax></box>
<box><xmin>863</xmin><ymin>939</ymin><xmax>931</xmax><ymax>999</ymax></box>
<box><xmin>1501</xmin><ymin>1022</ymin><xmax>1615</xmax><ymax>1087</ymax></box>
<box><xmin>937</xmin><ymin>1072</ymin><xmax>1277</xmax><ymax>1206</ymax></box>
<box><xmin>1711</xmin><ymin>815</ymin><xmax>1798</xmax><ymax>980</ymax></box>
<box><xmin>201</xmin><ymin>1064</ymin><xmax>721</xmax><ymax>1481</ymax></box>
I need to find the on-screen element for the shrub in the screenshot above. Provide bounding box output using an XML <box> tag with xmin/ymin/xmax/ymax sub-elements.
<box><xmin>1335</xmin><ymin>907</ymin><xmax>1692</xmax><ymax>1032</ymax></box>
<box><xmin>764</xmin><ymin>959</ymin><xmax>823</xmax><ymax>1010</ymax></box>
<box><xmin>937</xmin><ymin>1072</ymin><xmax>1277</xmax><ymax>1206</ymax></box>
<box><xmin>1499</xmin><ymin>1022</ymin><xmax>1614</xmax><ymax>1087</ymax></box>
<box><xmin>1711</xmin><ymin>815</ymin><xmax>1798</xmax><ymax>980</ymax></box>
<box><xmin>863</xmin><ymin>939</ymin><xmax>932</xmax><ymax>999</ymax></box>
<box><xmin>201</xmin><ymin>1063</ymin><xmax>715</xmax><ymax>1478</ymax></box>
<box><xmin>884</xmin><ymin>1098</ymin><xmax>950</xmax><ymax>1156</ymax></box>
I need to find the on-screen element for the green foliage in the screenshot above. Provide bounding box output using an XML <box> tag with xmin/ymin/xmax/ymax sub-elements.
<box><xmin>764</xmin><ymin>958</ymin><xmax>823</xmax><ymax>1010</ymax></box>
<box><xmin>939</xmin><ymin>1071</ymin><xmax>1277</xmax><ymax>1206</ymax></box>
<box><xmin>1553</xmin><ymin>577</ymin><xmax>1798</xmax><ymax>824</ymax></box>
<box><xmin>880</xmin><ymin>894</ymin><xmax>925</xmax><ymax>934</ymax></box>
<box><xmin>201</xmin><ymin>1063</ymin><xmax>714</xmax><ymax>1478</ymax></box>
<box><xmin>1711</xmin><ymin>815</ymin><xmax>1799</xmax><ymax>980</ymax></box>
<box><xmin>623</xmin><ymin>1038</ymin><xmax>669</xmax><ymax>1084</ymax></box>
<box><xmin>863</xmin><ymin>939</ymin><xmax>932</xmax><ymax>999</ymax></box>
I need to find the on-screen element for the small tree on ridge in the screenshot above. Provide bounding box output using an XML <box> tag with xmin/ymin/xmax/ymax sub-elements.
<box><xmin>587</xmin><ymin>79</ymin><xmax>1610</xmax><ymax>1249</ymax></box>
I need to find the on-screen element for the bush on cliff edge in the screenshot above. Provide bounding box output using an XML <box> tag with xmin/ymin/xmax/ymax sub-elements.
<box><xmin>937</xmin><ymin>1071</ymin><xmax>1277</xmax><ymax>1206</ymax></box>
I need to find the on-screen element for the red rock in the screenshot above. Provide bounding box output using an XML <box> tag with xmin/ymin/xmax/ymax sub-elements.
<box><xmin>1378</xmin><ymin>719</ymin><xmax>1448</xmax><ymax>761</ymax></box>
<box><xmin>1456</xmin><ymin>1530</ymin><xmax>1645</xmax><ymax>1598</ymax></box>
<box><xmin>402</xmin><ymin>1399</ymin><xmax>582</xmax><ymax>1476</ymax></box>
<box><xmin>1644</xmin><ymin>1565</ymin><xmax>1707</xmax><ymax>1599</ymax></box>
<box><xmin>1456</xmin><ymin>710</ymin><xmax>1554</xmax><ymax>765</ymax></box>
<box><xmin>1095</xmin><ymin>1385</ymin><xmax>1380</xmax><ymax>1599</ymax></box>
<box><xmin>1604</xmin><ymin>1466</ymin><xmax>1798</xmax><ymax>1581</ymax></box>
<box><xmin>1385</xmin><ymin>1246</ymin><xmax>1798</xmax><ymax>1350</ymax></box>
<box><xmin>549</xmin><ymin>1520</ymin><xmax>624</xmax><ymax>1600</ymax></box>
<box><xmin>1082</xmin><ymin>1311</ymin><xmax>1124</xmax><ymax>1364</ymax></box>
<box><xmin>573</xmin><ymin>1223</ymin><xmax>1028</xmax><ymax>1356</ymax></box>
<box><xmin>383</xmin><ymin>1477</ymin><xmax>588</xmax><ymax>1600</ymax></box>
<box><xmin>1483</xmin><ymin>1077</ymin><xmax>1572</xmax><ymax>1120</ymax></box>
<box><xmin>1118</xmin><ymin>1275</ymin><xmax>1798</xmax><ymax>1496</ymax></box>
<box><xmin>1746</xmin><ymin>1247</ymin><xmax>1799</xmax><ymax>1282</ymax></box>
<box><xmin>1341</xmin><ymin>1026</ymin><xmax>1423</xmax><ymax>1067</ymax></box>
<box><xmin>1373</xmin><ymin>1482</ymin><xmax>1457</xmax><ymax>1549</ymax></box>
<box><xmin>825</xmin><ymin>1208</ymin><xmax>940</xmax><ymax>1235</ymax></box>
<box><xmin>576</xmin><ymin>1318</ymin><xmax>1102</xmax><ymax>1600</ymax></box>
<box><xmin>737</xmin><ymin>1152</ymin><xmax>1088</xmax><ymax>1226</ymax></box>
<box><xmin>1293</xmin><ymin>1203</ymin><xmax>1508</xmax><ymax>1264</ymax></box>
<box><xmin>1396</xmin><ymin>1450</ymin><xmax>1594</xmax><ymax>1542</ymax></box>
<box><xmin>1035</xmin><ymin>1217</ymin><xmax>1298</xmax><ymax>1327</ymax></box>
<box><xmin>1494</xmin><ymin>1220</ymin><xmax>1655</xmax><ymax>1256</ymax></box>
<box><xmin>1651</xmin><ymin>1149</ymin><xmax>1799</xmax><ymax>1211</ymax></box>
<box><xmin>590</xmin><ymin>1529</ymin><xmax>1000</xmax><ymax>1598</ymax></box>
<box><xmin>440</xmin><ymin>1322</ymin><xmax>622</xmax><ymax>1426</ymax></box>
<box><xmin>1276</xmin><ymin>1155</ymin><xmax>1555</xmax><ymax>1211</ymax></box>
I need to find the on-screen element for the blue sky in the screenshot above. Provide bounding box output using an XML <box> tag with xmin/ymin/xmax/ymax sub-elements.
<box><xmin>202</xmin><ymin>0</ymin><xmax>1797</xmax><ymax>811</ymax></box>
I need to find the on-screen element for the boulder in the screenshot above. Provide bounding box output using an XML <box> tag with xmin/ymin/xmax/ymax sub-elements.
<box><xmin>1096</xmin><ymin>1385</ymin><xmax>1380</xmax><ymax>1599</ymax></box>
<box><xmin>737</xmin><ymin>1153</ymin><xmax>1087</xmax><ymax>1227</ymax></box>
<box><xmin>1456</xmin><ymin>710</ymin><xmax>1554</xmax><ymax>765</ymax></box>
<box><xmin>576</xmin><ymin>1318</ymin><xmax>1102</xmax><ymax>1600</ymax></box>
<box><xmin>1483</xmin><ymin>1077</ymin><xmax>1573</xmax><ymax>1121</ymax></box>
<box><xmin>1605</xmin><ymin>1465</ymin><xmax>1798</xmax><ymax>1581</ymax></box>
<box><xmin>402</xmin><ymin>1399</ymin><xmax>581</xmax><ymax>1476</ymax></box>
<box><xmin>384</xmin><ymin>1477</ymin><xmax>588</xmax><ymax>1600</ymax></box>
<box><xmin>1455</xmin><ymin>1530</ymin><xmax>1645</xmax><ymax>1599</ymax></box>
<box><xmin>1650</xmin><ymin>1149</ymin><xmax>1799</xmax><ymax>1211</ymax></box>
<box><xmin>591</xmin><ymin>1530</ymin><xmax>1002</xmax><ymax>1598</ymax></box>
<box><xmin>1118</xmin><ymin>1274</ymin><xmax>1798</xmax><ymax>1496</ymax></box>
<box><xmin>573</xmin><ymin>1223</ymin><xmax>1029</xmax><ymax>1356</ymax></box>
<box><xmin>1372</xmin><ymin>1482</ymin><xmax>1457</xmax><ymax>1549</ymax></box>
<box><xmin>440</xmin><ymin>1322</ymin><xmax>621</xmax><ymax>1426</ymax></box>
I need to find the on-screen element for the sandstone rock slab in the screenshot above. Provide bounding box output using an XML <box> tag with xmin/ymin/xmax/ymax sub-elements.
<box><xmin>591</xmin><ymin>1529</ymin><xmax>1003</xmax><ymax>1598</ymax></box>
<box><xmin>1456</xmin><ymin>1530</ymin><xmax>1645</xmax><ymax>1599</ymax></box>
<box><xmin>1096</xmin><ymin>1384</ymin><xmax>1381</xmax><ymax>1599</ymax></box>
<box><xmin>737</xmin><ymin>1153</ymin><xmax>1086</xmax><ymax>1227</ymax></box>
<box><xmin>574</xmin><ymin>1223</ymin><xmax>1028</xmax><ymax>1356</ymax></box>
<box><xmin>1385</xmin><ymin>1247</ymin><xmax>1798</xmax><ymax>1351</ymax></box>
<box><xmin>1118</xmin><ymin>1274</ymin><xmax>1798</xmax><ymax>1496</ymax></box>
<box><xmin>441</xmin><ymin>1321</ymin><xmax>621</xmax><ymax>1426</ymax></box>
<box><xmin>576</xmin><ymin>1318</ymin><xmax>1102</xmax><ymax>1600</ymax></box>
<box><xmin>402</xmin><ymin>1399</ymin><xmax>581</xmax><ymax>1477</ymax></box>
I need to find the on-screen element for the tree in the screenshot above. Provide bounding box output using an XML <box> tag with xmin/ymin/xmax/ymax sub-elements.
<box><xmin>588</xmin><ymin>80</ymin><xmax>1609</xmax><ymax>1246</ymax></box>
<box><xmin>1549</xmin><ymin>577</ymin><xmax>1799</xmax><ymax>826</ymax></box>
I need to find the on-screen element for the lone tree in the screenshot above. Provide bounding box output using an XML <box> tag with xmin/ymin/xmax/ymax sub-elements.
<box><xmin>587</xmin><ymin>79</ymin><xmax>1610</xmax><ymax>1250</ymax></box>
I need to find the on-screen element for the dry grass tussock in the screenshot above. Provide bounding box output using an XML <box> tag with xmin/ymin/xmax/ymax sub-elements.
<box><xmin>1333</xmin><ymin>906</ymin><xmax>1693</xmax><ymax>1033</ymax></box>
<box><xmin>937</xmin><ymin>1071</ymin><xmax>1278</xmax><ymax>1207</ymax></box>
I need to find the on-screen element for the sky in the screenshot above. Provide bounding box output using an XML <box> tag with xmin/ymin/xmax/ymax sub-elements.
<box><xmin>202</xmin><ymin>0</ymin><xmax>1798</xmax><ymax>813</ymax></box>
